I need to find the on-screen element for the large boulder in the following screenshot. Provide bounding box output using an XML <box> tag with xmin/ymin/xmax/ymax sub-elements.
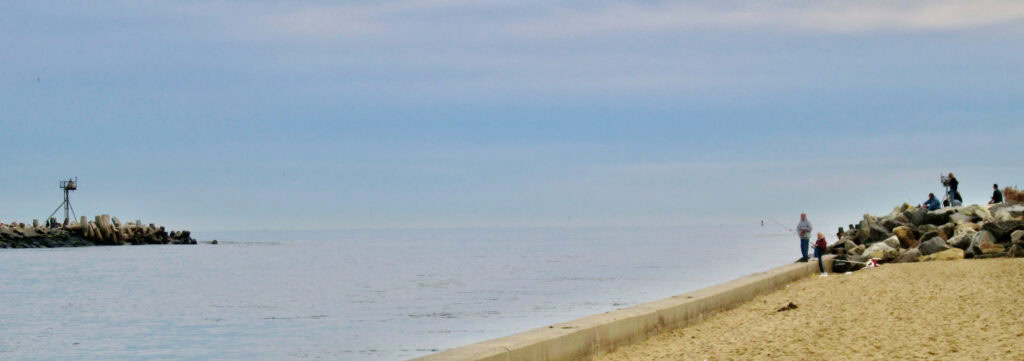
<box><xmin>920</xmin><ymin>248</ymin><xmax>965</xmax><ymax>262</ymax></box>
<box><xmin>903</xmin><ymin>207</ymin><xmax>927</xmax><ymax>226</ymax></box>
<box><xmin>918</xmin><ymin>230</ymin><xmax>946</xmax><ymax>243</ymax></box>
<box><xmin>892</xmin><ymin>226</ymin><xmax>918</xmax><ymax>248</ymax></box>
<box><xmin>1012</xmin><ymin>230</ymin><xmax>1024</xmax><ymax>245</ymax></box>
<box><xmin>832</xmin><ymin>239</ymin><xmax>858</xmax><ymax>254</ymax></box>
<box><xmin>881</xmin><ymin>235</ymin><xmax>901</xmax><ymax>250</ymax></box>
<box><xmin>994</xmin><ymin>210</ymin><xmax>1016</xmax><ymax>222</ymax></box>
<box><xmin>856</xmin><ymin>218</ymin><xmax>872</xmax><ymax>243</ymax></box>
<box><xmin>893</xmin><ymin>248</ymin><xmax>921</xmax><ymax>263</ymax></box>
<box><xmin>915</xmin><ymin>224</ymin><xmax>939</xmax><ymax>238</ymax></box>
<box><xmin>981</xmin><ymin>220</ymin><xmax>1024</xmax><ymax>243</ymax></box>
<box><xmin>968</xmin><ymin>230</ymin><xmax>1002</xmax><ymax>257</ymax></box>
<box><xmin>946</xmin><ymin>234</ymin><xmax>973</xmax><ymax>250</ymax></box>
<box><xmin>990</xmin><ymin>203</ymin><xmax>1024</xmax><ymax>220</ymax></box>
<box><xmin>949</xmin><ymin>212</ymin><xmax>973</xmax><ymax>225</ymax></box>
<box><xmin>938</xmin><ymin>223</ymin><xmax>957</xmax><ymax>240</ymax></box>
<box><xmin>923</xmin><ymin>208</ymin><xmax>955</xmax><ymax>225</ymax></box>
<box><xmin>959</xmin><ymin>205</ymin><xmax>993</xmax><ymax>223</ymax></box>
<box><xmin>863</xmin><ymin>241</ymin><xmax>899</xmax><ymax>261</ymax></box>
<box><xmin>880</xmin><ymin>213</ymin><xmax>910</xmax><ymax>231</ymax></box>
<box><xmin>954</xmin><ymin>223</ymin><xmax>980</xmax><ymax>237</ymax></box>
<box><xmin>918</xmin><ymin>237</ymin><xmax>950</xmax><ymax>256</ymax></box>
<box><xmin>856</xmin><ymin>222</ymin><xmax>892</xmax><ymax>244</ymax></box>
<box><xmin>1008</xmin><ymin>244</ymin><xmax>1024</xmax><ymax>258</ymax></box>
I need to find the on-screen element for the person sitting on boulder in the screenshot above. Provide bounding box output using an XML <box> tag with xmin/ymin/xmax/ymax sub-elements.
<box><xmin>814</xmin><ymin>233</ymin><xmax>828</xmax><ymax>276</ymax></box>
<box><xmin>991</xmin><ymin>184</ymin><xmax>1003</xmax><ymax>204</ymax></box>
<box><xmin>796</xmin><ymin>213</ymin><xmax>813</xmax><ymax>262</ymax></box>
<box><xmin>923</xmin><ymin>193</ymin><xmax>941</xmax><ymax>211</ymax></box>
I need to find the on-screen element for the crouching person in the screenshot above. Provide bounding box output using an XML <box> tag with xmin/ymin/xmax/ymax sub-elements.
<box><xmin>814</xmin><ymin>233</ymin><xmax>828</xmax><ymax>276</ymax></box>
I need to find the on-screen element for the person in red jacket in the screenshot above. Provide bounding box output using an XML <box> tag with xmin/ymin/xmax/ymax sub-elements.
<box><xmin>814</xmin><ymin>233</ymin><xmax>828</xmax><ymax>276</ymax></box>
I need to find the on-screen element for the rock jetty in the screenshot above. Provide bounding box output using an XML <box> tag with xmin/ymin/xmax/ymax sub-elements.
<box><xmin>830</xmin><ymin>202</ymin><xmax>1024</xmax><ymax>272</ymax></box>
<box><xmin>0</xmin><ymin>215</ymin><xmax>196</xmax><ymax>248</ymax></box>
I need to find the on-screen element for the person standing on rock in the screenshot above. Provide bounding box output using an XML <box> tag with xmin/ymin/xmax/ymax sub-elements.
<box><xmin>796</xmin><ymin>213</ymin><xmax>813</xmax><ymax>262</ymax></box>
<box><xmin>947</xmin><ymin>172</ymin><xmax>959</xmax><ymax>205</ymax></box>
<box><xmin>991</xmin><ymin>184</ymin><xmax>1003</xmax><ymax>204</ymax></box>
<box><xmin>814</xmin><ymin>233</ymin><xmax>828</xmax><ymax>276</ymax></box>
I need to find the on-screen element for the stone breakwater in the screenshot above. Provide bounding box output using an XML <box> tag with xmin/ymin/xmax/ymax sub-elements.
<box><xmin>829</xmin><ymin>202</ymin><xmax>1024</xmax><ymax>271</ymax></box>
<box><xmin>0</xmin><ymin>215</ymin><xmax>196</xmax><ymax>248</ymax></box>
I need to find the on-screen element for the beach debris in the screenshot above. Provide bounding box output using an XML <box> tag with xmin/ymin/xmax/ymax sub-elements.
<box><xmin>776</xmin><ymin>302</ymin><xmax>798</xmax><ymax>312</ymax></box>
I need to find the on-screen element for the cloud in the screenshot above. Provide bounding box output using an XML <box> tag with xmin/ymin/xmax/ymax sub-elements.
<box><xmin>236</xmin><ymin>0</ymin><xmax>1024</xmax><ymax>41</ymax></box>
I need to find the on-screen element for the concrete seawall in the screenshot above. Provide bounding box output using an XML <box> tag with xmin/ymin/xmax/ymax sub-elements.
<box><xmin>412</xmin><ymin>257</ymin><xmax>833</xmax><ymax>361</ymax></box>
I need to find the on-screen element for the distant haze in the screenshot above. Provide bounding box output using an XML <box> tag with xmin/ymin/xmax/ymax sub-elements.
<box><xmin>2</xmin><ymin>1</ymin><xmax>1021</xmax><ymax>235</ymax></box>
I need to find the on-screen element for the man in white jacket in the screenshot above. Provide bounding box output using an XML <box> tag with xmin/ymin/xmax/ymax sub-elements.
<box><xmin>796</xmin><ymin>213</ymin><xmax>813</xmax><ymax>262</ymax></box>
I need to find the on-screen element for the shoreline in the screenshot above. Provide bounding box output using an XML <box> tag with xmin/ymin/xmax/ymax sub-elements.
<box><xmin>411</xmin><ymin>258</ymin><xmax>833</xmax><ymax>361</ymax></box>
<box><xmin>413</xmin><ymin>202</ymin><xmax>1024</xmax><ymax>361</ymax></box>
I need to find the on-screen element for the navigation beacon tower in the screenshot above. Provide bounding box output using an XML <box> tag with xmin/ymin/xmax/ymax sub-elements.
<box><xmin>49</xmin><ymin>177</ymin><xmax>78</xmax><ymax>225</ymax></box>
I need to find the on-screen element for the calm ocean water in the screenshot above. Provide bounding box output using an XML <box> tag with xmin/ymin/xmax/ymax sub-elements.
<box><xmin>0</xmin><ymin>226</ymin><xmax>793</xmax><ymax>360</ymax></box>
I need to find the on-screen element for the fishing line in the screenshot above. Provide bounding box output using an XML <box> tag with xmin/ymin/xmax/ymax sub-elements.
<box><xmin>764</xmin><ymin>217</ymin><xmax>797</xmax><ymax>235</ymax></box>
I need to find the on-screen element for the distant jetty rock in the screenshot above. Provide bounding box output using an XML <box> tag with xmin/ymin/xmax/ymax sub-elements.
<box><xmin>0</xmin><ymin>215</ymin><xmax>196</xmax><ymax>248</ymax></box>
<box><xmin>830</xmin><ymin>202</ymin><xmax>1024</xmax><ymax>272</ymax></box>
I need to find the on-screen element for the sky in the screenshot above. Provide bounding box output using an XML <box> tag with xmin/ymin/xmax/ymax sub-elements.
<box><xmin>1</xmin><ymin>0</ymin><xmax>1022</xmax><ymax>233</ymax></box>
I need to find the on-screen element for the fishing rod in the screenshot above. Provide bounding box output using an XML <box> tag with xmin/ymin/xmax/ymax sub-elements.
<box><xmin>833</xmin><ymin>258</ymin><xmax>877</xmax><ymax>266</ymax></box>
<box><xmin>764</xmin><ymin>217</ymin><xmax>797</xmax><ymax>235</ymax></box>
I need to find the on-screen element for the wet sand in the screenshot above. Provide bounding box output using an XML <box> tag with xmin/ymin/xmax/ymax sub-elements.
<box><xmin>597</xmin><ymin>258</ymin><xmax>1024</xmax><ymax>361</ymax></box>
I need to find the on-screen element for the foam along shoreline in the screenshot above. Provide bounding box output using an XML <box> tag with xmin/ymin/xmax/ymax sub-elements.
<box><xmin>0</xmin><ymin>214</ymin><xmax>196</xmax><ymax>248</ymax></box>
<box><xmin>597</xmin><ymin>258</ymin><xmax>1024</xmax><ymax>361</ymax></box>
<box><xmin>411</xmin><ymin>258</ymin><xmax>833</xmax><ymax>361</ymax></box>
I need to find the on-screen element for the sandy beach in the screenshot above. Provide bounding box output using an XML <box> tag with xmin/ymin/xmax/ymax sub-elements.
<box><xmin>597</xmin><ymin>258</ymin><xmax>1024</xmax><ymax>361</ymax></box>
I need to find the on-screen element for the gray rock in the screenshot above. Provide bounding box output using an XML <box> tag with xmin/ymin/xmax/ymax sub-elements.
<box><xmin>1008</xmin><ymin>244</ymin><xmax>1024</xmax><ymax>258</ymax></box>
<box><xmin>880</xmin><ymin>214</ymin><xmax>910</xmax><ymax>231</ymax></box>
<box><xmin>954</xmin><ymin>223</ymin><xmax>979</xmax><ymax>238</ymax></box>
<box><xmin>918</xmin><ymin>237</ymin><xmax>950</xmax><ymax>256</ymax></box>
<box><xmin>938</xmin><ymin>223</ymin><xmax>956</xmax><ymax>239</ymax></box>
<box><xmin>949</xmin><ymin>212</ymin><xmax>973</xmax><ymax>225</ymax></box>
<box><xmin>857</xmin><ymin>223</ymin><xmax>892</xmax><ymax>244</ymax></box>
<box><xmin>981</xmin><ymin>220</ymin><xmax>1024</xmax><ymax>243</ymax></box>
<box><xmin>994</xmin><ymin>210</ymin><xmax>1016</xmax><ymax>222</ymax></box>
<box><xmin>968</xmin><ymin>230</ymin><xmax>1000</xmax><ymax>257</ymax></box>
<box><xmin>947</xmin><ymin>234</ymin><xmax>973</xmax><ymax>250</ymax></box>
<box><xmin>923</xmin><ymin>208</ymin><xmax>955</xmax><ymax>225</ymax></box>
<box><xmin>881</xmin><ymin>235</ymin><xmax>901</xmax><ymax>249</ymax></box>
<box><xmin>915</xmin><ymin>224</ymin><xmax>939</xmax><ymax>238</ymax></box>
<box><xmin>919</xmin><ymin>230</ymin><xmax>943</xmax><ymax>243</ymax></box>
<box><xmin>903</xmin><ymin>207</ymin><xmax>927</xmax><ymax>226</ymax></box>
<box><xmin>959</xmin><ymin>205</ymin><xmax>994</xmax><ymax>223</ymax></box>
<box><xmin>1012</xmin><ymin>230</ymin><xmax>1024</xmax><ymax>245</ymax></box>
<box><xmin>893</xmin><ymin>248</ymin><xmax>922</xmax><ymax>263</ymax></box>
<box><xmin>863</xmin><ymin>241</ymin><xmax>899</xmax><ymax>261</ymax></box>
